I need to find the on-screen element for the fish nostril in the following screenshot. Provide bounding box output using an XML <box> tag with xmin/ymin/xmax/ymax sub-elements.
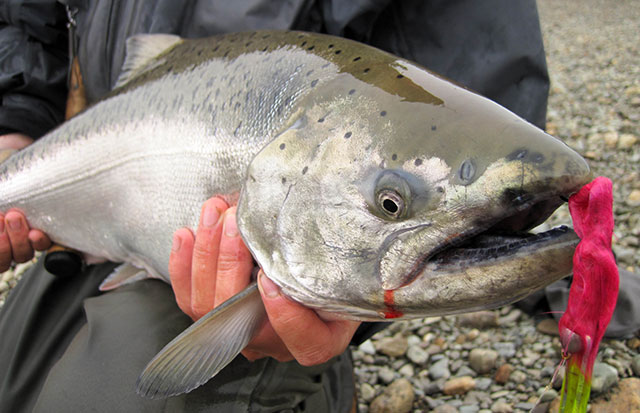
<box><xmin>459</xmin><ymin>159</ymin><xmax>476</xmax><ymax>183</ymax></box>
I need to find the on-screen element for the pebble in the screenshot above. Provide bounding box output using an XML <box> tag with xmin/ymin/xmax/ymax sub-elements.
<box><xmin>632</xmin><ymin>354</ymin><xmax>640</xmax><ymax>376</ymax></box>
<box><xmin>407</xmin><ymin>345</ymin><xmax>429</xmax><ymax>365</ymax></box>
<box><xmin>459</xmin><ymin>405</ymin><xmax>479</xmax><ymax>413</ymax></box>
<box><xmin>628</xmin><ymin>189</ymin><xmax>640</xmax><ymax>206</ymax></box>
<box><xmin>469</xmin><ymin>349</ymin><xmax>498</xmax><ymax>374</ymax></box>
<box><xmin>458</xmin><ymin>311</ymin><xmax>498</xmax><ymax>329</ymax></box>
<box><xmin>1</xmin><ymin>272</ymin><xmax>14</xmax><ymax>283</ymax></box>
<box><xmin>443</xmin><ymin>376</ymin><xmax>476</xmax><ymax>395</ymax></box>
<box><xmin>359</xmin><ymin>340</ymin><xmax>377</xmax><ymax>355</ymax></box>
<box><xmin>494</xmin><ymin>364</ymin><xmax>513</xmax><ymax>384</ymax></box>
<box><xmin>433</xmin><ymin>405</ymin><xmax>459</xmax><ymax>413</ymax></box>
<box><xmin>535</xmin><ymin>318</ymin><xmax>559</xmax><ymax>336</ymax></box>
<box><xmin>429</xmin><ymin>358</ymin><xmax>451</xmax><ymax>380</ymax></box>
<box><xmin>509</xmin><ymin>370</ymin><xmax>527</xmax><ymax>384</ymax></box>
<box><xmin>492</xmin><ymin>342</ymin><xmax>517</xmax><ymax>359</ymax></box>
<box><xmin>376</xmin><ymin>334</ymin><xmax>408</xmax><ymax>358</ymax></box>
<box><xmin>369</xmin><ymin>378</ymin><xmax>414</xmax><ymax>413</ymax></box>
<box><xmin>378</xmin><ymin>366</ymin><xmax>396</xmax><ymax>384</ymax></box>
<box><xmin>538</xmin><ymin>388</ymin><xmax>558</xmax><ymax>403</ymax></box>
<box><xmin>398</xmin><ymin>363</ymin><xmax>414</xmax><ymax>378</ymax></box>
<box><xmin>619</xmin><ymin>133</ymin><xmax>638</xmax><ymax>149</ymax></box>
<box><xmin>592</xmin><ymin>362</ymin><xmax>619</xmax><ymax>393</ymax></box>
<box><xmin>591</xmin><ymin>377</ymin><xmax>640</xmax><ymax>412</ymax></box>
<box><xmin>490</xmin><ymin>400</ymin><xmax>512</xmax><ymax>413</ymax></box>
<box><xmin>361</xmin><ymin>383</ymin><xmax>376</xmax><ymax>402</ymax></box>
<box><xmin>475</xmin><ymin>377</ymin><xmax>492</xmax><ymax>391</ymax></box>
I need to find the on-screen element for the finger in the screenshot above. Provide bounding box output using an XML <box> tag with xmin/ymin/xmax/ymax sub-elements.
<box><xmin>28</xmin><ymin>229</ymin><xmax>52</xmax><ymax>251</ymax></box>
<box><xmin>0</xmin><ymin>133</ymin><xmax>33</xmax><ymax>150</ymax></box>
<box><xmin>213</xmin><ymin>208</ymin><xmax>254</xmax><ymax>307</ymax></box>
<box><xmin>242</xmin><ymin>322</ymin><xmax>294</xmax><ymax>362</ymax></box>
<box><xmin>190</xmin><ymin>197</ymin><xmax>228</xmax><ymax>319</ymax></box>
<box><xmin>169</xmin><ymin>228</ymin><xmax>195</xmax><ymax>318</ymax></box>
<box><xmin>0</xmin><ymin>214</ymin><xmax>12</xmax><ymax>272</ymax></box>
<box><xmin>5</xmin><ymin>210</ymin><xmax>34</xmax><ymax>263</ymax></box>
<box><xmin>257</xmin><ymin>271</ymin><xmax>360</xmax><ymax>366</ymax></box>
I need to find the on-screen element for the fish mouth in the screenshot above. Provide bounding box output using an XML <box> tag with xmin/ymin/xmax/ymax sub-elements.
<box><xmin>424</xmin><ymin>195</ymin><xmax>574</xmax><ymax>272</ymax></box>
<box><xmin>428</xmin><ymin>225</ymin><xmax>574</xmax><ymax>268</ymax></box>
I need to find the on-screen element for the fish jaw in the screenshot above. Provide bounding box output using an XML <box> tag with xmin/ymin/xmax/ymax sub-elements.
<box><xmin>387</xmin><ymin>227</ymin><xmax>580</xmax><ymax>318</ymax></box>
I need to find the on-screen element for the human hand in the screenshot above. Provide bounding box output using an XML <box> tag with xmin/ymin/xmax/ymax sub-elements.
<box><xmin>0</xmin><ymin>134</ymin><xmax>52</xmax><ymax>272</ymax></box>
<box><xmin>169</xmin><ymin>196</ymin><xmax>361</xmax><ymax>365</ymax></box>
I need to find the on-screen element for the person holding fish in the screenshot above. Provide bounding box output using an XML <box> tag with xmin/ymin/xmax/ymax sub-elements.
<box><xmin>0</xmin><ymin>1</ymin><xmax>568</xmax><ymax>411</ymax></box>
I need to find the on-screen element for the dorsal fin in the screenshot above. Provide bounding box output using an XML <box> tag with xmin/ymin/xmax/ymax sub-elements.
<box><xmin>114</xmin><ymin>34</ymin><xmax>182</xmax><ymax>88</ymax></box>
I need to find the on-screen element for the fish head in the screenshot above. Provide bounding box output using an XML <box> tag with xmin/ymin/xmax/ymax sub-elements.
<box><xmin>237</xmin><ymin>56</ymin><xmax>590</xmax><ymax>320</ymax></box>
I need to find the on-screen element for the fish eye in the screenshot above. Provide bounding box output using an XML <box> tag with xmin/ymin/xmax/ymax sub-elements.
<box><xmin>377</xmin><ymin>189</ymin><xmax>405</xmax><ymax>218</ymax></box>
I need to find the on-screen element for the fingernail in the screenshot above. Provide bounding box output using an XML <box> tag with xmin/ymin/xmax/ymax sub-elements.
<box><xmin>223</xmin><ymin>211</ymin><xmax>238</xmax><ymax>237</ymax></box>
<box><xmin>7</xmin><ymin>217</ymin><xmax>21</xmax><ymax>231</ymax></box>
<box><xmin>171</xmin><ymin>233</ymin><xmax>182</xmax><ymax>252</ymax></box>
<box><xmin>259</xmin><ymin>272</ymin><xmax>280</xmax><ymax>298</ymax></box>
<box><xmin>203</xmin><ymin>204</ymin><xmax>220</xmax><ymax>228</ymax></box>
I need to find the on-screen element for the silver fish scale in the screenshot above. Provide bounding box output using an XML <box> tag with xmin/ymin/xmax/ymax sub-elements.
<box><xmin>0</xmin><ymin>47</ymin><xmax>338</xmax><ymax>280</ymax></box>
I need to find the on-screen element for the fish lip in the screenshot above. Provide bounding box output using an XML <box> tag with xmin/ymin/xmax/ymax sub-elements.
<box><xmin>426</xmin><ymin>225</ymin><xmax>576</xmax><ymax>268</ymax></box>
<box><xmin>403</xmin><ymin>193</ymin><xmax>574</xmax><ymax>282</ymax></box>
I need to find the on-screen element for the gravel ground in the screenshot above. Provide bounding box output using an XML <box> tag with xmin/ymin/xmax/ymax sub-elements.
<box><xmin>0</xmin><ymin>0</ymin><xmax>638</xmax><ymax>412</ymax></box>
<box><xmin>353</xmin><ymin>1</ymin><xmax>640</xmax><ymax>412</ymax></box>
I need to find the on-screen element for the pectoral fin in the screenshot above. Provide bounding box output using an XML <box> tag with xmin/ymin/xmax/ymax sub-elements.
<box><xmin>136</xmin><ymin>283</ymin><xmax>266</xmax><ymax>398</ymax></box>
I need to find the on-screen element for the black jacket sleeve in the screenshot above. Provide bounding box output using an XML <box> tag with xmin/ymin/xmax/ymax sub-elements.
<box><xmin>0</xmin><ymin>1</ymin><xmax>69</xmax><ymax>138</ymax></box>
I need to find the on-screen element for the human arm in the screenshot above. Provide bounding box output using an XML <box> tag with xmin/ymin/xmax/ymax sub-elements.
<box><xmin>169</xmin><ymin>196</ymin><xmax>361</xmax><ymax>365</ymax></box>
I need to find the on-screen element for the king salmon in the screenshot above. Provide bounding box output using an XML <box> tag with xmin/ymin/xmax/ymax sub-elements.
<box><xmin>0</xmin><ymin>31</ymin><xmax>590</xmax><ymax>397</ymax></box>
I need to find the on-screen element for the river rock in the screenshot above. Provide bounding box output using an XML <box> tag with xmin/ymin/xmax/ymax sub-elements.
<box><xmin>591</xmin><ymin>377</ymin><xmax>640</xmax><ymax>412</ymax></box>
<box><xmin>592</xmin><ymin>362</ymin><xmax>619</xmax><ymax>393</ymax></box>
<box><xmin>469</xmin><ymin>348</ymin><xmax>498</xmax><ymax>374</ymax></box>
<box><xmin>443</xmin><ymin>376</ymin><xmax>475</xmax><ymax>395</ymax></box>
<box><xmin>407</xmin><ymin>344</ymin><xmax>429</xmax><ymax>365</ymax></box>
<box><xmin>359</xmin><ymin>339</ymin><xmax>376</xmax><ymax>355</ymax></box>
<box><xmin>360</xmin><ymin>383</ymin><xmax>376</xmax><ymax>402</ymax></box>
<box><xmin>632</xmin><ymin>354</ymin><xmax>640</xmax><ymax>376</ymax></box>
<box><xmin>458</xmin><ymin>311</ymin><xmax>498</xmax><ymax>329</ymax></box>
<box><xmin>370</xmin><ymin>378</ymin><xmax>414</xmax><ymax>413</ymax></box>
<box><xmin>433</xmin><ymin>405</ymin><xmax>459</xmax><ymax>413</ymax></box>
<box><xmin>376</xmin><ymin>333</ymin><xmax>408</xmax><ymax>358</ymax></box>
<box><xmin>429</xmin><ymin>358</ymin><xmax>451</xmax><ymax>380</ymax></box>
<box><xmin>490</xmin><ymin>400</ymin><xmax>513</xmax><ymax>413</ymax></box>
<box><xmin>494</xmin><ymin>364</ymin><xmax>513</xmax><ymax>384</ymax></box>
